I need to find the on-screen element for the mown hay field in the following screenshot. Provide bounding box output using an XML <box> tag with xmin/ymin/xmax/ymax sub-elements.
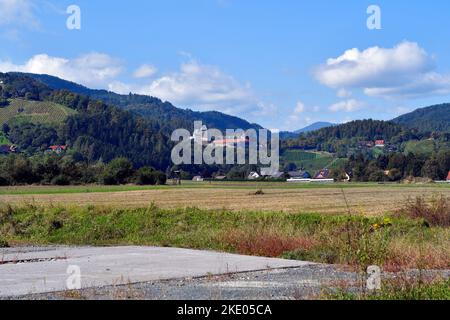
<box><xmin>0</xmin><ymin>183</ymin><xmax>448</xmax><ymax>215</ymax></box>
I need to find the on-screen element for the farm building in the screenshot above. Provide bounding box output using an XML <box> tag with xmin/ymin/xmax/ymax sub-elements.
<box><xmin>0</xmin><ymin>144</ymin><xmax>16</xmax><ymax>154</ymax></box>
<box><xmin>288</xmin><ymin>170</ymin><xmax>311</xmax><ymax>179</ymax></box>
<box><xmin>48</xmin><ymin>145</ymin><xmax>67</xmax><ymax>154</ymax></box>
<box><xmin>314</xmin><ymin>169</ymin><xmax>330</xmax><ymax>179</ymax></box>
<box><xmin>375</xmin><ymin>140</ymin><xmax>385</xmax><ymax>147</ymax></box>
<box><xmin>260</xmin><ymin>168</ymin><xmax>283</xmax><ymax>179</ymax></box>
<box><xmin>359</xmin><ymin>141</ymin><xmax>375</xmax><ymax>148</ymax></box>
<box><xmin>289</xmin><ymin>169</ymin><xmax>334</xmax><ymax>183</ymax></box>
<box><xmin>248</xmin><ymin>172</ymin><xmax>261</xmax><ymax>180</ymax></box>
<box><xmin>192</xmin><ymin>176</ymin><xmax>204</xmax><ymax>182</ymax></box>
<box><xmin>213</xmin><ymin>137</ymin><xmax>249</xmax><ymax>148</ymax></box>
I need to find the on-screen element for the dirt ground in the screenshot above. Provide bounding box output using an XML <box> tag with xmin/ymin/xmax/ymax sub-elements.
<box><xmin>1</xmin><ymin>185</ymin><xmax>448</xmax><ymax>215</ymax></box>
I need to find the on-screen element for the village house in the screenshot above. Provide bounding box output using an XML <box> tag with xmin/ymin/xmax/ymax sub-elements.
<box><xmin>48</xmin><ymin>145</ymin><xmax>67</xmax><ymax>154</ymax></box>
<box><xmin>213</xmin><ymin>137</ymin><xmax>249</xmax><ymax>148</ymax></box>
<box><xmin>192</xmin><ymin>176</ymin><xmax>204</xmax><ymax>182</ymax></box>
<box><xmin>248</xmin><ymin>172</ymin><xmax>261</xmax><ymax>180</ymax></box>
<box><xmin>0</xmin><ymin>144</ymin><xmax>17</xmax><ymax>154</ymax></box>
<box><xmin>260</xmin><ymin>168</ymin><xmax>284</xmax><ymax>179</ymax></box>
<box><xmin>314</xmin><ymin>169</ymin><xmax>330</xmax><ymax>179</ymax></box>
<box><xmin>447</xmin><ymin>171</ymin><xmax>450</xmax><ymax>182</ymax></box>
<box><xmin>288</xmin><ymin>170</ymin><xmax>311</xmax><ymax>179</ymax></box>
<box><xmin>359</xmin><ymin>141</ymin><xmax>375</xmax><ymax>148</ymax></box>
<box><xmin>375</xmin><ymin>140</ymin><xmax>385</xmax><ymax>147</ymax></box>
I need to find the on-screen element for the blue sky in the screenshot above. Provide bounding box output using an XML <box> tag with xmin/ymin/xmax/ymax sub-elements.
<box><xmin>1</xmin><ymin>0</ymin><xmax>450</xmax><ymax>130</ymax></box>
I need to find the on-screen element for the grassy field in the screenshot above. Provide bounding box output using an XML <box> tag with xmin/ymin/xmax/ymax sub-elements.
<box><xmin>0</xmin><ymin>99</ymin><xmax>77</xmax><ymax>126</ymax></box>
<box><xmin>0</xmin><ymin>182</ymin><xmax>448</xmax><ymax>215</ymax></box>
<box><xmin>1</xmin><ymin>182</ymin><xmax>448</xmax><ymax>299</ymax></box>
<box><xmin>1</xmin><ymin>199</ymin><xmax>448</xmax><ymax>272</ymax></box>
<box><xmin>281</xmin><ymin>150</ymin><xmax>337</xmax><ymax>172</ymax></box>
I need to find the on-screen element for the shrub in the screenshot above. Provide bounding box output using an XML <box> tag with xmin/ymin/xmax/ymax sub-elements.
<box><xmin>103</xmin><ymin>157</ymin><xmax>134</xmax><ymax>185</ymax></box>
<box><xmin>0</xmin><ymin>175</ymin><xmax>9</xmax><ymax>186</ymax></box>
<box><xmin>0</xmin><ymin>237</ymin><xmax>9</xmax><ymax>248</ymax></box>
<box><xmin>51</xmin><ymin>175</ymin><xmax>71</xmax><ymax>186</ymax></box>
<box><xmin>398</xmin><ymin>195</ymin><xmax>450</xmax><ymax>227</ymax></box>
<box><xmin>135</xmin><ymin>167</ymin><xmax>157</xmax><ymax>185</ymax></box>
<box><xmin>134</xmin><ymin>167</ymin><xmax>167</xmax><ymax>185</ymax></box>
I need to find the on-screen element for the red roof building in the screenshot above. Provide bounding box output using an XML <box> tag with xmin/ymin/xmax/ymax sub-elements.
<box><xmin>375</xmin><ymin>140</ymin><xmax>385</xmax><ymax>147</ymax></box>
<box><xmin>213</xmin><ymin>138</ymin><xmax>249</xmax><ymax>147</ymax></box>
<box><xmin>447</xmin><ymin>171</ymin><xmax>450</xmax><ymax>182</ymax></box>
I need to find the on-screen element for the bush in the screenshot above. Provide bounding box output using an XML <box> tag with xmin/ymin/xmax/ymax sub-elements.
<box><xmin>51</xmin><ymin>175</ymin><xmax>71</xmax><ymax>186</ymax></box>
<box><xmin>135</xmin><ymin>167</ymin><xmax>157</xmax><ymax>185</ymax></box>
<box><xmin>154</xmin><ymin>171</ymin><xmax>167</xmax><ymax>185</ymax></box>
<box><xmin>0</xmin><ymin>98</ymin><xmax>9</xmax><ymax>108</ymax></box>
<box><xmin>103</xmin><ymin>157</ymin><xmax>134</xmax><ymax>185</ymax></box>
<box><xmin>398</xmin><ymin>195</ymin><xmax>450</xmax><ymax>227</ymax></box>
<box><xmin>0</xmin><ymin>175</ymin><xmax>9</xmax><ymax>186</ymax></box>
<box><xmin>0</xmin><ymin>238</ymin><xmax>9</xmax><ymax>248</ymax></box>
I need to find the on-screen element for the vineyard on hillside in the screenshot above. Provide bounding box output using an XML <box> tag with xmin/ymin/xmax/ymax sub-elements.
<box><xmin>0</xmin><ymin>99</ymin><xmax>77</xmax><ymax>126</ymax></box>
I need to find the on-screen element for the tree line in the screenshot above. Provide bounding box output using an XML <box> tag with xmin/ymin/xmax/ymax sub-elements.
<box><xmin>0</xmin><ymin>154</ymin><xmax>166</xmax><ymax>186</ymax></box>
<box><xmin>342</xmin><ymin>150</ymin><xmax>450</xmax><ymax>182</ymax></box>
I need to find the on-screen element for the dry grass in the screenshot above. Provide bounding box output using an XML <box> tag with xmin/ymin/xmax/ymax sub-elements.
<box><xmin>397</xmin><ymin>195</ymin><xmax>449</xmax><ymax>227</ymax></box>
<box><xmin>385</xmin><ymin>242</ymin><xmax>450</xmax><ymax>272</ymax></box>
<box><xmin>0</xmin><ymin>185</ymin><xmax>448</xmax><ymax>215</ymax></box>
<box><xmin>221</xmin><ymin>230</ymin><xmax>317</xmax><ymax>258</ymax></box>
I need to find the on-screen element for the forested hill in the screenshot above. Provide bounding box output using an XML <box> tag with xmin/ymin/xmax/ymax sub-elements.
<box><xmin>0</xmin><ymin>72</ymin><xmax>172</xmax><ymax>169</ymax></box>
<box><xmin>307</xmin><ymin>120</ymin><xmax>407</xmax><ymax>141</ymax></box>
<box><xmin>283</xmin><ymin>119</ymin><xmax>419</xmax><ymax>154</ymax></box>
<box><xmin>19</xmin><ymin>73</ymin><xmax>262</xmax><ymax>132</ymax></box>
<box><xmin>392</xmin><ymin>103</ymin><xmax>450</xmax><ymax>133</ymax></box>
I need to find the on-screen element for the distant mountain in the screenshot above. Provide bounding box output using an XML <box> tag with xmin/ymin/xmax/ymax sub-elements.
<box><xmin>295</xmin><ymin>122</ymin><xmax>336</xmax><ymax>134</ymax></box>
<box><xmin>392</xmin><ymin>103</ymin><xmax>450</xmax><ymax>133</ymax></box>
<box><xmin>18</xmin><ymin>73</ymin><xmax>262</xmax><ymax>132</ymax></box>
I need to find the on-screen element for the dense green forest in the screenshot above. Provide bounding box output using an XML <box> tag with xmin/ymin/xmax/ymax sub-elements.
<box><xmin>282</xmin><ymin>120</ymin><xmax>419</xmax><ymax>155</ymax></box>
<box><xmin>343</xmin><ymin>150</ymin><xmax>450</xmax><ymax>182</ymax></box>
<box><xmin>1</xmin><ymin>72</ymin><xmax>449</xmax><ymax>185</ymax></box>
<box><xmin>20</xmin><ymin>73</ymin><xmax>262</xmax><ymax>133</ymax></box>
<box><xmin>393</xmin><ymin>103</ymin><xmax>450</xmax><ymax>133</ymax></box>
<box><xmin>1</xmin><ymin>73</ymin><xmax>173</xmax><ymax>169</ymax></box>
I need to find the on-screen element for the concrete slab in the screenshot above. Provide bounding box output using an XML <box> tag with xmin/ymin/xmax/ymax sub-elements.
<box><xmin>0</xmin><ymin>246</ymin><xmax>313</xmax><ymax>297</ymax></box>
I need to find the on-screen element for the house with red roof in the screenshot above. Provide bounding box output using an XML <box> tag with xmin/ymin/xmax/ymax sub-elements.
<box><xmin>447</xmin><ymin>171</ymin><xmax>450</xmax><ymax>182</ymax></box>
<box><xmin>48</xmin><ymin>145</ymin><xmax>67</xmax><ymax>154</ymax></box>
<box><xmin>375</xmin><ymin>140</ymin><xmax>385</xmax><ymax>147</ymax></box>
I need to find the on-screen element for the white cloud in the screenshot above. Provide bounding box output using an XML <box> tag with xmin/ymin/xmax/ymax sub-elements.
<box><xmin>294</xmin><ymin>101</ymin><xmax>305</xmax><ymax>114</ymax></box>
<box><xmin>0</xmin><ymin>53</ymin><xmax>270</xmax><ymax>118</ymax></box>
<box><xmin>285</xmin><ymin>100</ymin><xmax>312</xmax><ymax>130</ymax></box>
<box><xmin>329</xmin><ymin>99</ymin><xmax>365</xmax><ymax>113</ymax></box>
<box><xmin>133</xmin><ymin>64</ymin><xmax>158</xmax><ymax>78</ymax></box>
<box><xmin>337</xmin><ymin>89</ymin><xmax>352</xmax><ymax>98</ymax></box>
<box><xmin>0</xmin><ymin>0</ymin><xmax>38</xmax><ymax>27</ymax></box>
<box><xmin>135</xmin><ymin>60</ymin><xmax>260</xmax><ymax>115</ymax></box>
<box><xmin>315</xmin><ymin>41</ymin><xmax>450</xmax><ymax>99</ymax></box>
<box><xmin>0</xmin><ymin>53</ymin><xmax>123</xmax><ymax>88</ymax></box>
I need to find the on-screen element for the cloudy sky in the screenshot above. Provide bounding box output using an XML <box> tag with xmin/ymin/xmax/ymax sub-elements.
<box><xmin>1</xmin><ymin>0</ymin><xmax>450</xmax><ymax>130</ymax></box>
